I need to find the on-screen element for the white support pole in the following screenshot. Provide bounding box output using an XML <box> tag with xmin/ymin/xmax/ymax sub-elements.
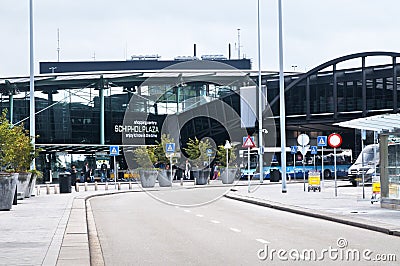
<box><xmin>247</xmin><ymin>147</ymin><xmax>251</xmax><ymax>193</ymax></box>
<box><xmin>29</xmin><ymin>0</ymin><xmax>35</xmax><ymax>170</ymax></box>
<box><xmin>321</xmin><ymin>146</ymin><xmax>324</xmax><ymax>187</ymax></box>
<box><xmin>257</xmin><ymin>0</ymin><xmax>264</xmax><ymax>184</ymax></box>
<box><xmin>334</xmin><ymin>148</ymin><xmax>337</xmax><ymax>197</ymax></box>
<box><xmin>278</xmin><ymin>0</ymin><xmax>287</xmax><ymax>193</ymax></box>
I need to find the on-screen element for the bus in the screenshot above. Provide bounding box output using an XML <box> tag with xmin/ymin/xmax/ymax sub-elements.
<box><xmin>239</xmin><ymin>147</ymin><xmax>353</xmax><ymax>180</ymax></box>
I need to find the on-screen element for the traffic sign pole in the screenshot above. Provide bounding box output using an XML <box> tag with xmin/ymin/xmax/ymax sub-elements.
<box><xmin>334</xmin><ymin>147</ymin><xmax>337</xmax><ymax>197</ymax></box>
<box><xmin>317</xmin><ymin>136</ymin><xmax>327</xmax><ymax>188</ymax></box>
<box><xmin>248</xmin><ymin>147</ymin><xmax>250</xmax><ymax>193</ymax></box>
<box><xmin>322</xmin><ymin>146</ymin><xmax>324</xmax><ymax>187</ymax></box>
<box><xmin>292</xmin><ymin>154</ymin><xmax>295</xmax><ymax>181</ymax></box>
<box><xmin>114</xmin><ymin>156</ymin><xmax>117</xmax><ymax>188</ymax></box>
<box><xmin>328</xmin><ymin>133</ymin><xmax>342</xmax><ymax>197</ymax></box>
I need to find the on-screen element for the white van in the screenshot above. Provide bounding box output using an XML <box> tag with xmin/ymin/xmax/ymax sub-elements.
<box><xmin>348</xmin><ymin>144</ymin><xmax>379</xmax><ymax>186</ymax></box>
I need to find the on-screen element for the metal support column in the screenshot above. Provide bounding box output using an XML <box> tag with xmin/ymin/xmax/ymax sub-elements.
<box><xmin>306</xmin><ymin>77</ymin><xmax>310</xmax><ymax>120</ymax></box>
<box><xmin>362</xmin><ymin>57</ymin><xmax>367</xmax><ymax>116</ymax></box>
<box><xmin>333</xmin><ymin>64</ymin><xmax>338</xmax><ymax>119</ymax></box>
<box><xmin>9</xmin><ymin>94</ymin><xmax>13</xmax><ymax>125</ymax></box>
<box><xmin>393</xmin><ymin>57</ymin><xmax>397</xmax><ymax>113</ymax></box>
<box><xmin>100</xmin><ymin>75</ymin><xmax>105</xmax><ymax>145</ymax></box>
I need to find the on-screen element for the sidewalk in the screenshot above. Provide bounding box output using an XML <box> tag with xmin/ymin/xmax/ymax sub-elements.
<box><xmin>0</xmin><ymin>183</ymin><xmax>139</xmax><ymax>266</ymax></box>
<box><xmin>225</xmin><ymin>180</ymin><xmax>400</xmax><ymax>236</ymax></box>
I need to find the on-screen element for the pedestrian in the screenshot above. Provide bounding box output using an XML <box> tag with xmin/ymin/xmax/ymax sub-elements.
<box><xmin>184</xmin><ymin>159</ymin><xmax>191</xmax><ymax>180</ymax></box>
<box><xmin>70</xmin><ymin>164</ymin><xmax>78</xmax><ymax>186</ymax></box>
<box><xmin>100</xmin><ymin>161</ymin><xmax>107</xmax><ymax>182</ymax></box>
<box><xmin>82</xmin><ymin>162</ymin><xmax>92</xmax><ymax>182</ymax></box>
<box><xmin>213</xmin><ymin>164</ymin><xmax>219</xmax><ymax>180</ymax></box>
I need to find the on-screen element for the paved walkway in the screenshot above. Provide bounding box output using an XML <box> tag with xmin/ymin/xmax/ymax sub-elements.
<box><xmin>0</xmin><ymin>180</ymin><xmax>399</xmax><ymax>265</ymax></box>
<box><xmin>226</xmin><ymin>180</ymin><xmax>400</xmax><ymax>236</ymax></box>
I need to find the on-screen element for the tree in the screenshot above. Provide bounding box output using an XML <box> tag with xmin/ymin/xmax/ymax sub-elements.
<box><xmin>132</xmin><ymin>146</ymin><xmax>156</xmax><ymax>169</ymax></box>
<box><xmin>183</xmin><ymin>137</ymin><xmax>212</xmax><ymax>168</ymax></box>
<box><xmin>0</xmin><ymin>110</ymin><xmax>38</xmax><ymax>172</ymax></box>
<box><xmin>216</xmin><ymin>144</ymin><xmax>237</xmax><ymax>167</ymax></box>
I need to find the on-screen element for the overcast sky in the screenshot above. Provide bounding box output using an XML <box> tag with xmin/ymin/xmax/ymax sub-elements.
<box><xmin>1</xmin><ymin>0</ymin><xmax>399</xmax><ymax>77</ymax></box>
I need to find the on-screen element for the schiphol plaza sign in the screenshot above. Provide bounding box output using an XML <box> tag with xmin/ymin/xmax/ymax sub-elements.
<box><xmin>115</xmin><ymin>120</ymin><xmax>160</xmax><ymax>139</ymax></box>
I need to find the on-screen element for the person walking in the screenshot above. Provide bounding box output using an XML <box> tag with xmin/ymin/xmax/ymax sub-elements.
<box><xmin>213</xmin><ymin>163</ymin><xmax>219</xmax><ymax>180</ymax></box>
<box><xmin>184</xmin><ymin>160</ymin><xmax>191</xmax><ymax>180</ymax></box>
<box><xmin>70</xmin><ymin>164</ymin><xmax>78</xmax><ymax>187</ymax></box>
<box><xmin>82</xmin><ymin>162</ymin><xmax>92</xmax><ymax>182</ymax></box>
<box><xmin>100</xmin><ymin>161</ymin><xmax>107</xmax><ymax>182</ymax></box>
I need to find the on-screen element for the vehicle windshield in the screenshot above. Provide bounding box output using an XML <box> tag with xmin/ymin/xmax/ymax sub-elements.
<box><xmin>354</xmin><ymin>145</ymin><xmax>379</xmax><ymax>165</ymax></box>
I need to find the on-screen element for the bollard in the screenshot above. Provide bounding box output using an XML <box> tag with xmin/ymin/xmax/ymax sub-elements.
<box><xmin>84</xmin><ymin>182</ymin><xmax>88</xmax><ymax>191</ymax></box>
<box><xmin>46</xmin><ymin>184</ymin><xmax>50</xmax><ymax>195</ymax></box>
<box><xmin>95</xmin><ymin>181</ymin><xmax>98</xmax><ymax>191</ymax></box>
<box><xmin>36</xmin><ymin>185</ymin><xmax>40</xmax><ymax>196</ymax></box>
<box><xmin>75</xmin><ymin>183</ymin><xmax>79</xmax><ymax>192</ymax></box>
<box><xmin>105</xmin><ymin>182</ymin><xmax>108</xmax><ymax>190</ymax></box>
<box><xmin>118</xmin><ymin>182</ymin><xmax>121</xmax><ymax>190</ymax></box>
<box><xmin>180</xmin><ymin>177</ymin><xmax>183</xmax><ymax>186</ymax></box>
<box><xmin>129</xmin><ymin>182</ymin><xmax>132</xmax><ymax>190</ymax></box>
<box><xmin>54</xmin><ymin>185</ymin><xmax>58</xmax><ymax>194</ymax></box>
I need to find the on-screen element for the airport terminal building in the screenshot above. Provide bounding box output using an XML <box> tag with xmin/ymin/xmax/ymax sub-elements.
<box><xmin>1</xmin><ymin>51</ymin><xmax>399</xmax><ymax>183</ymax></box>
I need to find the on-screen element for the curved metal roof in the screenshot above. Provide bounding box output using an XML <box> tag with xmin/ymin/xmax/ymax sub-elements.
<box><xmin>335</xmin><ymin>113</ymin><xmax>400</xmax><ymax>132</ymax></box>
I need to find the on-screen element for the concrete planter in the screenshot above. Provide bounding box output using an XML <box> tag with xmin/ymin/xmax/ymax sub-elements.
<box><xmin>193</xmin><ymin>169</ymin><xmax>210</xmax><ymax>185</ymax></box>
<box><xmin>139</xmin><ymin>170</ymin><xmax>157</xmax><ymax>188</ymax></box>
<box><xmin>17</xmin><ymin>172</ymin><xmax>32</xmax><ymax>200</ymax></box>
<box><xmin>26</xmin><ymin>174</ymin><xmax>37</xmax><ymax>198</ymax></box>
<box><xmin>158</xmin><ymin>170</ymin><xmax>172</xmax><ymax>187</ymax></box>
<box><xmin>0</xmin><ymin>173</ymin><xmax>18</xmax><ymax>211</ymax></box>
<box><xmin>221</xmin><ymin>168</ymin><xmax>238</xmax><ymax>184</ymax></box>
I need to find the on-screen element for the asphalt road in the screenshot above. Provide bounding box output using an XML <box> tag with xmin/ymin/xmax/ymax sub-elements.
<box><xmin>90</xmin><ymin>187</ymin><xmax>399</xmax><ymax>265</ymax></box>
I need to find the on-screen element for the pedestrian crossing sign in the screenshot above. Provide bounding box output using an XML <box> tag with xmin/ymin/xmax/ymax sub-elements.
<box><xmin>317</xmin><ymin>136</ymin><xmax>327</xmax><ymax>147</ymax></box>
<box><xmin>290</xmin><ymin>146</ymin><xmax>298</xmax><ymax>154</ymax></box>
<box><xmin>311</xmin><ymin>146</ymin><xmax>318</xmax><ymax>154</ymax></box>
<box><xmin>109</xmin><ymin>146</ymin><xmax>119</xmax><ymax>156</ymax></box>
<box><xmin>165</xmin><ymin>143</ymin><xmax>175</xmax><ymax>153</ymax></box>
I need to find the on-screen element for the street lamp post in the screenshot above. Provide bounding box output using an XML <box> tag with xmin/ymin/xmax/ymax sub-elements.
<box><xmin>224</xmin><ymin>140</ymin><xmax>232</xmax><ymax>183</ymax></box>
<box><xmin>29</xmin><ymin>0</ymin><xmax>35</xmax><ymax>170</ymax></box>
<box><xmin>278</xmin><ymin>0</ymin><xmax>287</xmax><ymax>193</ymax></box>
<box><xmin>257</xmin><ymin>0</ymin><xmax>264</xmax><ymax>183</ymax></box>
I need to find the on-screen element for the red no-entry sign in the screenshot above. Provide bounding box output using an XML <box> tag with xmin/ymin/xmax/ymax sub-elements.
<box><xmin>328</xmin><ymin>133</ymin><xmax>342</xmax><ymax>148</ymax></box>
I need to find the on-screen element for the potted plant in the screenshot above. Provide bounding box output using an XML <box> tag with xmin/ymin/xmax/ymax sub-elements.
<box><xmin>0</xmin><ymin>110</ymin><xmax>39</xmax><ymax>202</ymax></box>
<box><xmin>183</xmin><ymin>137</ymin><xmax>212</xmax><ymax>185</ymax></box>
<box><xmin>216</xmin><ymin>143</ymin><xmax>239</xmax><ymax>184</ymax></box>
<box><xmin>154</xmin><ymin>134</ymin><xmax>175</xmax><ymax>187</ymax></box>
<box><xmin>0</xmin><ymin>111</ymin><xmax>19</xmax><ymax>209</ymax></box>
<box><xmin>133</xmin><ymin>146</ymin><xmax>158</xmax><ymax>188</ymax></box>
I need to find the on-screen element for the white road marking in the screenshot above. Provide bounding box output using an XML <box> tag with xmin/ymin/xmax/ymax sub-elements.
<box><xmin>230</xmin><ymin>227</ymin><xmax>241</xmax><ymax>233</ymax></box>
<box><xmin>184</xmin><ymin>209</ymin><xmax>191</xmax><ymax>213</ymax></box>
<box><xmin>210</xmin><ymin>220</ymin><xmax>220</xmax><ymax>224</ymax></box>
<box><xmin>256</xmin><ymin>238</ymin><xmax>270</xmax><ymax>244</ymax></box>
<box><xmin>196</xmin><ymin>214</ymin><xmax>204</xmax><ymax>218</ymax></box>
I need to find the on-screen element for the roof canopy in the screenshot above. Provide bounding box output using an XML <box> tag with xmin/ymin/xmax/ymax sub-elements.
<box><xmin>335</xmin><ymin>114</ymin><xmax>400</xmax><ymax>132</ymax></box>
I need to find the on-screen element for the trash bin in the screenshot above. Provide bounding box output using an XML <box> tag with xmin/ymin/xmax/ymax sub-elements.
<box><xmin>59</xmin><ymin>172</ymin><xmax>72</xmax><ymax>193</ymax></box>
<box><xmin>270</xmin><ymin>169</ymin><xmax>281</xmax><ymax>182</ymax></box>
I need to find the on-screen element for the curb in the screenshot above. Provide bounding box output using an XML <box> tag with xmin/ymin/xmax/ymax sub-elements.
<box><xmin>224</xmin><ymin>193</ymin><xmax>400</xmax><ymax>237</ymax></box>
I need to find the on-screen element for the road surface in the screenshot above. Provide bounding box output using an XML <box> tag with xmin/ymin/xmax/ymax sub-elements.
<box><xmin>90</xmin><ymin>187</ymin><xmax>399</xmax><ymax>265</ymax></box>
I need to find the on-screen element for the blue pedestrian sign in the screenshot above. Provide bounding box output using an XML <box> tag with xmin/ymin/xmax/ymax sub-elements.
<box><xmin>206</xmin><ymin>148</ymin><xmax>213</xmax><ymax>157</ymax></box>
<box><xmin>317</xmin><ymin>136</ymin><xmax>327</xmax><ymax>147</ymax></box>
<box><xmin>290</xmin><ymin>146</ymin><xmax>298</xmax><ymax>154</ymax></box>
<box><xmin>165</xmin><ymin>143</ymin><xmax>175</xmax><ymax>154</ymax></box>
<box><xmin>310</xmin><ymin>146</ymin><xmax>318</xmax><ymax>155</ymax></box>
<box><xmin>109</xmin><ymin>146</ymin><xmax>119</xmax><ymax>156</ymax></box>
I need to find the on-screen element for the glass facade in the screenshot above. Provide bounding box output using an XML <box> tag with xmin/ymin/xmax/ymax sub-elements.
<box><xmin>380</xmin><ymin>132</ymin><xmax>400</xmax><ymax>210</ymax></box>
